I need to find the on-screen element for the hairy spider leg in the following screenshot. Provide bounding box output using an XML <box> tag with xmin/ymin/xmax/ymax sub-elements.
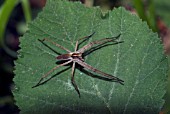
<box><xmin>71</xmin><ymin>62</ymin><xmax>81</xmax><ymax>97</ymax></box>
<box><xmin>76</xmin><ymin>59</ymin><xmax>124</xmax><ymax>84</ymax></box>
<box><xmin>38</xmin><ymin>38</ymin><xmax>71</xmax><ymax>53</ymax></box>
<box><xmin>32</xmin><ymin>60</ymin><xmax>73</xmax><ymax>88</ymax></box>
<box><xmin>75</xmin><ymin>32</ymin><xmax>95</xmax><ymax>51</ymax></box>
<box><xmin>70</xmin><ymin>32</ymin><xmax>95</xmax><ymax>97</ymax></box>
<box><xmin>78</xmin><ymin>34</ymin><xmax>121</xmax><ymax>53</ymax></box>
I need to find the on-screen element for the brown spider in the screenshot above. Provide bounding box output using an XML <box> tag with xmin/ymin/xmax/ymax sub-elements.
<box><xmin>32</xmin><ymin>32</ymin><xmax>124</xmax><ymax>97</ymax></box>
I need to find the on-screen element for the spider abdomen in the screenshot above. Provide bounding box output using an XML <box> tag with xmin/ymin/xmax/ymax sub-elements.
<box><xmin>56</xmin><ymin>54</ymin><xmax>71</xmax><ymax>60</ymax></box>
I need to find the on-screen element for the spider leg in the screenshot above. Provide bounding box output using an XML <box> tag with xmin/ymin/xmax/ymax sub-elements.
<box><xmin>71</xmin><ymin>62</ymin><xmax>81</xmax><ymax>98</ymax></box>
<box><xmin>32</xmin><ymin>60</ymin><xmax>73</xmax><ymax>88</ymax></box>
<box><xmin>76</xmin><ymin>59</ymin><xmax>124</xmax><ymax>84</ymax></box>
<box><xmin>78</xmin><ymin>34</ymin><xmax>121</xmax><ymax>53</ymax></box>
<box><xmin>38</xmin><ymin>38</ymin><xmax>71</xmax><ymax>53</ymax></box>
<box><xmin>75</xmin><ymin>32</ymin><xmax>95</xmax><ymax>51</ymax></box>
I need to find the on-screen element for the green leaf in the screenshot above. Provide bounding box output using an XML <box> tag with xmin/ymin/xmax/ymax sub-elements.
<box><xmin>13</xmin><ymin>0</ymin><xmax>168</xmax><ymax>113</ymax></box>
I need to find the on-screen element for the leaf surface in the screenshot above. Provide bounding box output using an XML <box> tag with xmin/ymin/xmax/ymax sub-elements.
<box><xmin>13</xmin><ymin>0</ymin><xmax>168</xmax><ymax>113</ymax></box>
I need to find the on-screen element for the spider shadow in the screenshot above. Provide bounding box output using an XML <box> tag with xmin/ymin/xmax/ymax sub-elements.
<box><xmin>80</xmin><ymin>41</ymin><xmax>124</xmax><ymax>85</ymax></box>
<box><xmin>83</xmin><ymin>41</ymin><xmax>124</xmax><ymax>57</ymax></box>
<box><xmin>77</xmin><ymin>65</ymin><xmax>124</xmax><ymax>85</ymax></box>
<box><xmin>32</xmin><ymin>65</ymin><xmax>71</xmax><ymax>87</ymax></box>
<box><xmin>38</xmin><ymin>39</ymin><xmax>61</xmax><ymax>55</ymax></box>
<box><xmin>78</xmin><ymin>32</ymin><xmax>95</xmax><ymax>46</ymax></box>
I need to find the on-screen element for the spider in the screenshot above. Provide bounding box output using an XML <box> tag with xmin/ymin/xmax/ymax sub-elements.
<box><xmin>32</xmin><ymin>32</ymin><xmax>124</xmax><ymax>97</ymax></box>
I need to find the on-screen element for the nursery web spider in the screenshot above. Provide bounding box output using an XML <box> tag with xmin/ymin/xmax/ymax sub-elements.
<box><xmin>32</xmin><ymin>32</ymin><xmax>124</xmax><ymax>97</ymax></box>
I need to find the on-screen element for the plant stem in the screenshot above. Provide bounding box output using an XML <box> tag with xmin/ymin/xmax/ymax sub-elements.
<box><xmin>21</xmin><ymin>0</ymin><xmax>32</xmax><ymax>23</ymax></box>
<box><xmin>0</xmin><ymin>0</ymin><xmax>19</xmax><ymax>57</ymax></box>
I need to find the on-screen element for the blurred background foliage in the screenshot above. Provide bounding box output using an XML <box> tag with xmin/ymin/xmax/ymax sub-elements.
<box><xmin>0</xmin><ymin>0</ymin><xmax>169</xmax><ymax>114</ymax></box>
